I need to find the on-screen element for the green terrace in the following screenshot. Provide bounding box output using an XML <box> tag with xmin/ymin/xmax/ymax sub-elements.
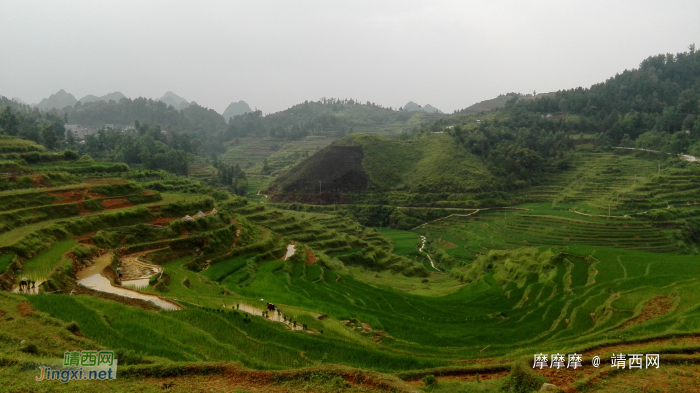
<box><xmin>420</xmin><ymin>204</ymin><xmax>681</xmax><ymax>263</ymax></box>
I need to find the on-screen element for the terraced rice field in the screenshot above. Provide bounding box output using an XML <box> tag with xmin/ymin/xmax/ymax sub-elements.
<box><xmin>5</xmin><ymin>149</ymin><xmax>700</xmax><ymax>392</ymax></box>
<box><xmin>419</xmin><ymin>205</ymin><xmax>681</xmax><ymax>264</ymax></box>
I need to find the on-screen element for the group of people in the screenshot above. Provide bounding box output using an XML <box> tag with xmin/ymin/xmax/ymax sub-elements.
<box><xmin>18</xmin><ymin>277</ymin><xmax>36</xmax><ymax>292</ymax></box>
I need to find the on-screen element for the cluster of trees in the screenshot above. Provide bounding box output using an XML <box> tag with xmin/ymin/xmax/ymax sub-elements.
<box><xmin>222</xmin><ymin>104</ymin><xmax>355</xmax><ymax>141</ymax></box>
<box><xmin>418</xmin><ymin>45</ymin><xmax>700</xmax><ymax>189</ymax></box>
<box><xmin>77</xmin><ymin>123</ymin><xmax>195</xmax><ymax>176</ymax></box>
<box><xmin>221</xmin><ymin>98</ymin><xmax>436</xmax><ymax>144</ymax></box>
<box><xmin>450</xmin><ymin>123</ymin><xmax>573</xmax><ymax>189</ymax></box>
<box><xmin>64</xmin><ymin>98</ymin><xmax>227</xmax><ymax>155</ymax></box>
<box><xmin>0</xmin><ymin>103</ymin><xmax>67</xmax><ymax>150</ymax></box>
<box><xmin>209</xmin><ymin>155</ymin><xmax>248</xmax><ymax>196</ymax></box>
<box><xmin>0</xmin><ymin>98</ymin><xmax>205</xmax><ymax>176</ymax></box>
<box><xmin>516</xmin><ymin>45</ymin><xmax>700</xmax><ymax>146</ymax></box>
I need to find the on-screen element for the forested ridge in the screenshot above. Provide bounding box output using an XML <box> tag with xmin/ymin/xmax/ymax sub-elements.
<box><xmin>405</xmin><ymin>45</ymin><xmax>700</xmax><ymax>190</ymax></box>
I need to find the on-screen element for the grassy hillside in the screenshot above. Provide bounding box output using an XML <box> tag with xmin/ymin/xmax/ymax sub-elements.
<box><xmin>3</xmin><ymin>127</ymin><xmax>700</xmax><ymax>392</ymax></box>
<box><xmin>271</xmin><ymin>133</ymin><xmax>493</xmax><ymax>195</ymax></box>
<box><xmin>213</xmin><ymin>100</ymin><xmax>447</xmax><ymax>178</ymax></box>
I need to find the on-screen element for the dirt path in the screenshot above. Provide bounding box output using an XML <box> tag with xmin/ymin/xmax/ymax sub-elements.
<box><xmin>412</xmin><ymin>209</ymin><xmax>482</xmax><ymax>230</ymax></box>
<box><xmin>230</xmin><ymin>303</ymin><xmax>304</xmax><ymax>331</ymax></box>
<box><xmin>283</xmin><ymin>244</ymin><xmax>296</xmax><ymax>260</ymax></box>
<box><xmin>614</xmin><ymin>146</ymin><xmax>700</xmax><ymax>162</ymax></box>
<box><xmin>419</xmin><ymin>236</ymin><xmax>440</xmax><ymax>272</ymax></box>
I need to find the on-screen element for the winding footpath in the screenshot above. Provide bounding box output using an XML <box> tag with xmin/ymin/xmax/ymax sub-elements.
<box><xmin>614</xmin><ymin>147</ymin><xmax>699</xmax><ymax>163</ymax></box>
<box><xmin>418</xmin><ymin>235</ymin><xmax>440</xmax><ymax>272</ymax></box>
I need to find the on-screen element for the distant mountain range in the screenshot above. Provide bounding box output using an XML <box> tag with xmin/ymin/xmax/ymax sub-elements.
<box><xmin>222</xmin><ymin>101</ymin><xmax>252</xmax><ymax>121</ymax></box>
<box><xmin>79</xmin><ymin>92</ymin><xmax>126</xmax><ymax>104</ymax></box>
<box><xmin>402</xmin><ymin>101</ymin><xmax>442</xmax><ymax>113</ymax></box>
<box><xmin>158</xmin><ymin>91</ymin><xmax>190</xmax><ymax>110</ymax></box>
<box><xmin>35</xmin><ymin>89</ymin><xmax>78</xmax><ymax>111</ymax></box>
<box><xmin>15</xmin><ymin>90</ymin><xmax>198</xmax><ymax>111</ymax></box>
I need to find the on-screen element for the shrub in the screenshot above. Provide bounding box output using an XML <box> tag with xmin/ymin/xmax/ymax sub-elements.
<box><xmin>19</xmin><ymin>341</ymin><xmax>39</xmax><ymax>354</ymax></box>
<box><xmin>422</xmin><ymin>374</ymin><xmax>437</xmax><ymax>386</ymax></box>
<box><xmin>63</xmin><ymin>150</ymin><xmax>79</xmax><ymax>160</ymax></box>
<box><xmin>65</xmin><ymin>321</ymin><xmax>81</xmax><ymax>334</ymax></box>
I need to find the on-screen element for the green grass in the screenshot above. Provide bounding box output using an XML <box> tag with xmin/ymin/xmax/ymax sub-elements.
<box><xmin>0</xmin><ymin>253</ymin><xmax>14</xmax><ymax>274</ymax></box>
<box><xmin>18</xmin><ymin>240</ymin><xmax>76</xmax><ymax>281</ymax></box>
<box><xmin>5</xmin><ymin>145</ymin><xmax>700</xmax><ymax>387</ymax></box>
<box><xmin>374</xmin><ymin>228</ymin><xmax>421</xmax><ymax>257</ymax></box>
<box><xmin>272</xmin><ymin>133</ymin><xmax>493</xmax><ymax>194</ymax></box>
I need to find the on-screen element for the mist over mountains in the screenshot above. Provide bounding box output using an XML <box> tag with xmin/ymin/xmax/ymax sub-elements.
<box><xmin>402</xmin><ymin>101</ymin><xmax>442</xmax><ymax>113</ymax></box>
<box><xmin>158</xmin><ymin>91</ymin><xmax>190</xmax><ymax>110</ymax></box>
<box><xmin>35</xmin><ymin>89</ymin><xmax>78</xmax><ymax>111</ymax></box>
<box><xmin>222</xmin><ymin>101</ymin><xmax>253</xmax><ymax>121</ymax></box>
<box><xmin>79</xmin><ymin>92</ymin><xmax>126</xmax><ymax>104</ymax></box>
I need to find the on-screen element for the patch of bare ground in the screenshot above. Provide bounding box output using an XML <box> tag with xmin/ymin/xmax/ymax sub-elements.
<box><xmin>405</xmin><ymin>371</ymin><xmax>509</xmax><ymax>386</ymax></box>
<box><xmin>49</xmin><ymin>190</ymin><xmax>86</xmax><ymax>203</ymax></box>
<box><xmin>74</xmin><ymin>232</ymin><xmax>97</xmax><ymax>244</ymax></box>
<box><xmin>132</xmin><ymin>365</ymin><xmax>416</xmax><ymax>393</ymax></box>
<box><xmin>585</xmin><ymin>364</ymin><xmax>700</xmax><ymax>393</ymax></box>
<box><xmin>439</xmin><ymin>240</ymin><xmax>458</xmax><ymax>249</ymax></box>
<box><xmin>533</xmin><ymin>365</ymin><xmax>598</xmax><ymax>392</ymax></box>
<box><xmin>586</xmin><ymin>334</ymin><xmax>700</xmax><ymax>359</ymax></box>
<box><xmin>305</xmin><ymin>248</ymin><xmax>317</xmax><ymax>265</ymax></box>
<box><xmin>453</xmin><ymin>358</ymin><xmax>512</xmax><ymax>365</ymax></box>
<box><xmin>621</xmin><ymin>295</ymin><xmax>676</xmax><ymax>328</ymax></box>
<box><xmin>102</xmin><ymin>198</ymin><xmax>132</xmax><ymax>210</ymax></box>
<box><xmin>148</xmin><ymin>217</ymin><xmax>178</xmax><ymax>226</ymax></box>
<box><xmin>84</xmin><ymin>180</ymin><xmax>128</xmax><ymax>185</ymax></box>
<box><xmin>17</xmin><ymin>302</ymin><xmax>34</xmax><ymax>316</ymax></box>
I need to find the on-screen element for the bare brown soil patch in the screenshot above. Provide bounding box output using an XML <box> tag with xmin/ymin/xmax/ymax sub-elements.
<box><xmin>533</xmin><ymin>365</ymin><xmax>597</xmax><ymax>392</ymax></box>
<box><xmin>75</xmin><ymin>232</ymin><xmax>97</xmax><ymax>244</ymax></box>
<box><xmin>149</xmin><ymin>217</ymin><xmax>178</xmax><ymax>226</ymax></box>
<box><xmin>622</xmin><ymin>295</ymin><xmax>676</xmax><ymax>328</ymax></box>
<box><xmin>49</xmin><ymin>190</ymin><xmax>86</xmax><ymax>203</ymax></box>
<box><xmin>84</xmin><ymin>180</ymin><xmax>128</xmax><ymax>185</ymax></box>
<box><xmin>305</xmin><ymin>248</ymin><xmax>317</xmax><ymax>265</ymax></box>
<box><xmin>138</xmin><ymin>364</ymin><xmax>412</xmax><ymax>393</ymax></box>
<box><xmin>587</xmin><ymin>364</ymin><xmax>699</xmax><ymax>393</ymax></box>
<box><xmin>17</xmin><ymin>302</ymin><xmax>34</xmax><ymax>316</ymax></box>
<box><xmin>405</xmin><ymin>371</ymin><xmax>508</xmax><ymax>386</ymax></box>
<box><xmin>587</xmin><ymin>334</ymin><xmax>700</xmax><ymax>359</ymax></box>
<box><xmin>102</xmin><ymin>198</ymin><xmax>132</xmax><ymax>210</ymax></box>
<box><xmin>31</xmin><ymin>176</ymin><xmax>46</xmax><ymax>187</ymax></box>
<box><xmin>439</xmin><ymin>240</ymin><xmax>458</xmax><ymax>249</ymax></box>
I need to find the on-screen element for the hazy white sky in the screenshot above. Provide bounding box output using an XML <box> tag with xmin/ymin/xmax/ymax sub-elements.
<box><xmin>1</xmin><ymin>0</ymin><xmax>698</xmax><ymax>114</ymax></box>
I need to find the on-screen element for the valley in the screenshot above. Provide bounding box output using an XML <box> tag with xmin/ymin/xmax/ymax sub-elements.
<box><xmin>1</xmin><ymin>46</ymin><xmax>700</xmax><ymax>392</ymax></box>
